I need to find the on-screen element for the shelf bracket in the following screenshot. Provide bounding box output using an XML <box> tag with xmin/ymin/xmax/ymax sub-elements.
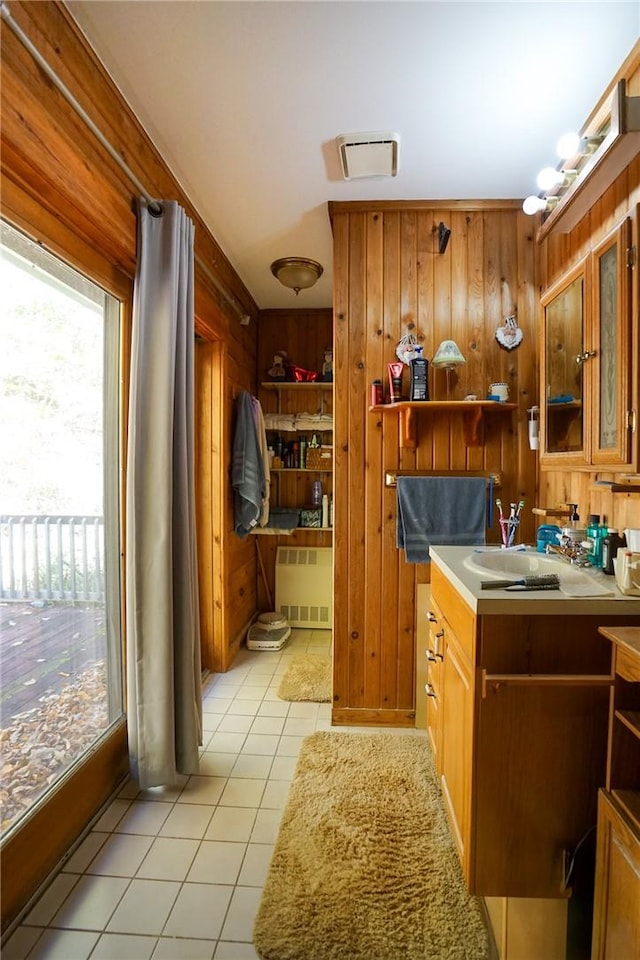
<box><xmin>462</xmin><ymin>407</ymin><xmax>484</xmax><ymax>446</ymax></box>
<box><xmin>399</xmin><ymin>407</ymin><xmax>416</xmax><ymax>449</ymax></box>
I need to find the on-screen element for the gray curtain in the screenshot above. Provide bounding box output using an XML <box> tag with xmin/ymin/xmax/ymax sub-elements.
<box><xmin>126</xmin><ymin>200</ymin><xmax>202</xmax><ymax>788</ymax></box>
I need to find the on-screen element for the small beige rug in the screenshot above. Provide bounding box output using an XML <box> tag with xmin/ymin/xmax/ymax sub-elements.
<box><xmin>277</xmin><ymin>653</ymin><xmax>331</xmax><ymax>702</ymax></box>
<box><xmin>253</xmin><ymin>732</ymin><xmax>490</xmax><ymax>960</ymax></box>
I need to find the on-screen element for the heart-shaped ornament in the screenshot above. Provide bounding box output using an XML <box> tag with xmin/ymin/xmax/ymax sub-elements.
<box><xmin>495</xmin><ymin>315</ymin><xmax>523</xmax><ymax>351</ymax></box>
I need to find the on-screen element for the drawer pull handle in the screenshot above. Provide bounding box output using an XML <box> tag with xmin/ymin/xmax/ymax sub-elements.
<box><xmin>425</xmin><ymin>682</ymin><xmax>437</xmax><ymax>699</ymax></box>
<box><xmin>435</xmin><ymin>629</ymin><xmax>445</xmax><ymax>639</ymax></box>
<box><xmin>426</xmin><ymin>649</ymin><xmax>437</xmax><ymax>662</ymax></box>
<box><xmin>427</xmin><ymin>612</ymin><xmax>438</xmax><ymax>623</ymax></box>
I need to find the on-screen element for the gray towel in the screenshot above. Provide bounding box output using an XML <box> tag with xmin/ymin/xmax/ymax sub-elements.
<box><xmin>232</xmin><ymin>391</ymin><xmax>266</xmax><ymax>538</ymax></box>
<box><xmin>396</xmin><ymin>476</ymin><xmax>486</xmax><ymax>563</ymax></box>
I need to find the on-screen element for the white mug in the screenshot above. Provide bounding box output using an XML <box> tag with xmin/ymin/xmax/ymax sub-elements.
<box><xmin>490</xmin><ymin>381</ymin><xmax>509</xmax><ymax>402</ymax></box>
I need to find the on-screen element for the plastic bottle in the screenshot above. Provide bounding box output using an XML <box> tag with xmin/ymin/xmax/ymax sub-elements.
<box><xmin>299</xmin><ymin>435</ymin><xmax>307</xmax><ymax>469</ymax></box>
<box><xmin>602</xmin><ymin>529</ymin><xmax>626</xmax><ymax>576</ymax></box>
<box><xmin>311</xmin><ymin>480</ymin><xmax>322</xmax><ymax>507</ymax></box>
<box><xmin>409</xmin><ymin>346</ymin><xmax>429</xmax><ymax>401</ymax></box>
<box><xmin>371</xmin><ymin>379</ymin><xmax>383</xmax><ymax>406</ymax></box>
<box><xmin>586</xmin><ymin>514</ymin><xmax>605</xmax><ymax>569</ymax></box>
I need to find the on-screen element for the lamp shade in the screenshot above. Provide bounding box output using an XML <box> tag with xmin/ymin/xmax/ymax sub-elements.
<box><xmin>270</xmin><ymin>257</ymin><xmax>323</xmax><ymax>295</ymax></box>
<box><xmin>432</xmin><ymin>340</ymin><xmax>466</xmax><ymax>368</ymax></box>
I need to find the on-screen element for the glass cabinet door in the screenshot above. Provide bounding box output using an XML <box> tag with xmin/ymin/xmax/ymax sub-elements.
<box><xmin>591</xmin><ymin>217</ymin><xmax>632</xmax><ymax>466</ymax></box>
<box><xmin>541</xmin><ymin>263</ymin><xmax>587</xmax><ymax>464</ymax></box>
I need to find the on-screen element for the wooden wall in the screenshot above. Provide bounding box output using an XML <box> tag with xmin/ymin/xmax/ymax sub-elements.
<box><xmin>1</xmin><ymin>1</ymin><xmax>259</xmax><ymax>676</ymax></box>
<box><xmin>256</xmin><ymin>309</ymin><xmax>334</xmax><ymax>607</ymax></box>
<box><xmin>536</xmin><ymin>49</ymin><xmax>640</xmax><ymax>537</ymax></box>
<box><xmin>329</xmin><ymin>201</ymin><xmax>539</xmax><ymax>725</ymax></box>
<box><xmin>1</xmin><ymin>0</ymin><xmax>257</xmax><ymax>927</ymax></box>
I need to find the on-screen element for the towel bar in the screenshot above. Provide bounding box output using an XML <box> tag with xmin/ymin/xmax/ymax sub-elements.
<box><xmin>385</xmin><ymin>470</ymin><xmax>501</xmax><ymax>488</ymax></box>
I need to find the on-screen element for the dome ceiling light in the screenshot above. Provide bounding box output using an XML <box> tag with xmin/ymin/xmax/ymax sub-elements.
<box><xmin>270</xmin><ymin>257</ymin><xmax>323</xmax><ymax>295</ymax></box>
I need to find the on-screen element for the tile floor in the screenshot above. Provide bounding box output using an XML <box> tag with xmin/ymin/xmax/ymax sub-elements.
<box><xmin>4</xmin><ymin>630</ymin><xmax>427</xmax><ymax>960</ymax></box>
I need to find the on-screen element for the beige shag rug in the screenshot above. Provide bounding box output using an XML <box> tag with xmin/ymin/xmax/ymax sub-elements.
<box><xmin>277</xmin><ymin>653</ymin><xmax>331</xmax><ymax>702</ymax></box>
<box><xmin>253</xmin><ymin>732</ymin><xmax>490</xmax><ymax>960</ymax></box>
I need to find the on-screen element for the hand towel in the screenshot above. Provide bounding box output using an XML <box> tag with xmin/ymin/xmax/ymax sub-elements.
<box><xmin>232</xmin><ymin>391</ymin><xmax>266</xmax><ymax>538</ymax></box>
<box><xmin>396</xmin><ymin>476</ymin><xmax>487</xmax><ymax>563</ymax></box>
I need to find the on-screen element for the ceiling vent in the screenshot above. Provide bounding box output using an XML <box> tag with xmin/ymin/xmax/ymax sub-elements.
<box><xmin>336</xmin><ymin>131</ymin><xmax>400</xmax><ymax>180</ymax></box>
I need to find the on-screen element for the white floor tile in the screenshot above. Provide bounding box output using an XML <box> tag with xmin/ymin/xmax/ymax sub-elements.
<box><xmin>23</xmin><ymin>873</ymin><xmax>80</xmax><ymax>926</ymax></box>
<box><xmin>62</xmin><ymin>832</ymin><xmax>109</xmax><ymax>874</ymax></box>
<box><xmin>216</xmin><ymin>714</ymin><xmax>254</xmax><ymax>734</ymax></box>
<box><xmin>51</xmin><ymin>874</ymin><xmax>130</xmax><ymax>930</ymax></box>
<box><xmin>268</xmin><ymin>755</ymin><xmax>297</xmax><ymax>780</ymax></box>
<box><xmin>201</xmin><ymin>698</ymin><xmax>232</xmax><ymax>714</ymax></box>
<box><xmin>177</xmin><ymin>775</ymin><xmax>226</xmax><ymax>805</ymax></box>
<box><xmin>106</xmin><ymin>879</ymin><xmax>181</xmax><ymax>935</ymax></box>
<box><xmin>2</xmin><ymin>925</ymin><xmax>43</xmax><ymax>960</ymax></box>
<box><xmin>230</xmin><ymin>754</ymin><xmax>273</xmax><ymax>779</ymax></box>
<box><xmin>25</xmin><ymin>928</ymin><xmax>99</xmax><ymax>960</ymax></box>
<box><xmin>249</xmin><ymin>809</ymin><xmax>282</xmax><ymax>844</ymax></box>
<box><xmin>163</xmin><ymin>883</ymin><xmax>233</xmax><ymax>940</ymax></box>
<box><xmin>249</xmin><ymin>715</ymin><xmax>285</xmax><ymax>735</ymax></box>
<box><xmin>236</xmin><ymin>685</ymin><xmax>268</xmax><ymax>700</ymax></box>
<box><xmin>256</xmin><ymin>700</ymin><xmax>289</xmax><ymax>718</ymax></box>
<box><xmin>158</xmin><ymin>804</ymin><xmax>215</xmax><ymax>839</ymax></box>
<box><xmin>186</xmin><ymin>840</ymin><xmax>246</xmax><ymax>884</ymax></box>
<box><xmin>204</xmin><ymin>806</ymin><xmax>257</xmax><ymax>843</ymax></box>
<box><xmin>138</xmin><ymin>780</ymin><xmax>188</xmax><ymax>802</ymax></box>
<box><xmin>240</xmin><ymin>734</ymin><xmax>279</xmax><ymax>756</ymax></box>
<box><xmin>153</xmin><ymin>937</ymin><xmax>216</xmax><ymax>960</ymax></box>
<box><xmin>282</xmin><ymin>717</ymin><xmax>316</xmax><ymax>736</ymax></box>
<box><xmin>213</xmin><ymin>941</ymin><xmax>260</xmax><ymax>959</ymax></box>
<box><xmin>92</xmin><ymin>799</ymin><xmax>131</xmax><ymax>832</ymax></box>
<box><xmin>114</xmin><ymin>801</ymin><xmax>173</xmax><ymax>836</ymax></box>
<box><xmin>86</xmin><ymin>832</ymin><xmax>154</xmax><ymax>876</ymax></box>
<box><xmin>90</xmin><ymin>932</ymin><xmax>157</xmax><ymax>959</ymax></box>
<box><xmin>198</xmin><ymin>752</ymin><xmax>236</xmax><ymax>777</ymax></box>
<box><xmin>237</xmin><ymin>843</ymin><xmax>274</xmax><ymax>886</ymax></box>
<box><xmin>275</xmin><ymin>735</ymin><xmax>304</xmax><ymax>757</ymax></box>
<box><xmin>201</xmin><ymin>715</ymin><xmax>222</xmax><ymax>734</ymax></box>
<box><xmin>287</xmin><ymin>701</ymin><xmax>319</xmax><ymax>719</ymax></box>
<box><xmin>225</xmin><ymin>700</ymin><xmax>260</xmax><ymax>717</ymax></box>
<box><xmin>136</xmin><ymin>837</ymin><xmax>200</xmax><ymax>881</ymax></box>
<box><xmin>219</xmin><ymin>887</ymin><xmax>262</xmax><ymax>942</ymax></box>
<box><xmin>260</xmin><ymin>780</ymin><xmax>290</xmax><ymax>810</ymax></box>
<box><xmin>219</xmin><ymin>778</ymin><xmax>266</xmax><ymax>808</ymax></box>
<box><xmin>206</xmin><ymin>731</ymin><xmax>248</xmax><ymax>753</ymax></box>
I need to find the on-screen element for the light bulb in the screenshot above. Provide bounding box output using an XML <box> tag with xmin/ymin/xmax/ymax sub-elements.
<box><xmin>556</xmin><ymin>131</ymin><xmax>580</xmax><ymax>160</ymax></box>
<box><xmin>523</xmin><ymin>195</ymin><xmax>546</xmax><ymax>216</ymax></box>
<box><xmin>537</xmin><ymin>167</ymin><xmax>564</xmax><ymax>191</ymax></box>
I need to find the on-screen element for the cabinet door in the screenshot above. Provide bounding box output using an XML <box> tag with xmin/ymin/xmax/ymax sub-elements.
<box><xmin>425</xmin><ymin>599</ymin><xmax>444</xmax><ymax>766</ymax></box>
<box><xmin>591</xmin><ymin>218</ymin><xmax>633</xmax><ymax>467</ymax></box>
<box><xmin>540</xmin><ymin>260</ymin><xmax>588</xmax><ymax>466</ymax></box>
<box><xmin>440</xmin><ymin>631</ymin><xmax>473</xmax><ymax>879</ymax></box>
<box><xmin>592</xmin><ymin>791</ymin><xmax>640</xmax><ymax>960</ymax></box>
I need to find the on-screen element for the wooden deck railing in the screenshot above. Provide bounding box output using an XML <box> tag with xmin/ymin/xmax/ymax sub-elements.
<box><xmin>0</xmin><ymin>515</ymin><xmax>105</xmax><ymax>602</ymax></box>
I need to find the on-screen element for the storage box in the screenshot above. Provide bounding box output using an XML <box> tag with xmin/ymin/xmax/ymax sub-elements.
<box><xmin>306</xmin><ymin>446</ymin><xmax>333</xmax><ymax>470</ymax></box>
<box><xmin>299</xmin><ymin>508</ymin><xmax>322</xmax><ymax>528</ymax></box>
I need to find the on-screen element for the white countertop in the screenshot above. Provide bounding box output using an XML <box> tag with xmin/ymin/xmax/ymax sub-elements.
<box><xmin>429</xmin><ymin>546</ymin><xmax>640</xmax><ymax>616</ymax></box>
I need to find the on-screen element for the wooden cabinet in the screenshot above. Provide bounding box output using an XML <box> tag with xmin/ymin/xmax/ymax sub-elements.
<box><xmin>592</xmin><ymin>627</ymin><xmax>640</xmax><ymax>960</ymax></box>
<box><xmin>430</xmin><ymin>564</ymin><xmax>620</xmax><ymax>899</ymax></box>
<box><xmin>259</xmin><ymin>381</ymin><xmax>333</xmax><ymax>534</ymax></box>
<box><xmin>540</xmin><ymin>217</ymin><xmax>634</xmax><ymax>470</ymax></box>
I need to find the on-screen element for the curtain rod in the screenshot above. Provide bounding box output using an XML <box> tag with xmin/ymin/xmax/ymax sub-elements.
<box><xmin>0</xmin><ymin>1</ymin><xmax>251</xmax><ymax>325</ymax></box>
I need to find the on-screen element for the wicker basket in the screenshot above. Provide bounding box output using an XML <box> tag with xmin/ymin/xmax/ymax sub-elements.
<box><xmin>306</xmin><ymin>446</ymin><xmax>333</xmax><ymax>470</ymax></box>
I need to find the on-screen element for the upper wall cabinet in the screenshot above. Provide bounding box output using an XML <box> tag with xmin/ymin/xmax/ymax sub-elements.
<box><xmin>540</xmin><ymin>216</ymin><xmax>634</xmax><ymax>470</ymax></box>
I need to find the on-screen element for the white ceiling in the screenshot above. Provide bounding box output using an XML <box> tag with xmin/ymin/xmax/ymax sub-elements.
<box><xmin>67</xmin><ymin>1</ymin><xmax>639</xmax><ymax>310</ymax></box>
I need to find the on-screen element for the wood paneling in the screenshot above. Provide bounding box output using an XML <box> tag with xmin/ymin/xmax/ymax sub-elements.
<box><xmin>1</xmin><ymin>0</ymin><xmax>258</xmax><ymax>929</ymax></box>
<box><xmin>330</xmin><ymin>202</ymin><xmax>538</xmax><ymax>724</ymax></box>
<box><xmin>537</xmin><ymin>55</ymin><xmax>640</xmax><ymax>538</ymax></box>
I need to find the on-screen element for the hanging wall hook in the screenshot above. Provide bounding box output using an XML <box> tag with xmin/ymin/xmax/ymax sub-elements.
<box><xmin>438</xmin><ymin>221</ymin><xmax>451</xmax><ymax>254</ymax></box>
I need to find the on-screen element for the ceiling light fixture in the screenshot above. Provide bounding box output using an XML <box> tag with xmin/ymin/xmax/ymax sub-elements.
<box><xmin>522</xmin><ymin>195</ymin><xmax>560</xmax><ymax>216</ymax></box>
<box><xmin>270</xmin><ymin>257</ymin><xmax>323</xmax><ymax>295</ymax></box>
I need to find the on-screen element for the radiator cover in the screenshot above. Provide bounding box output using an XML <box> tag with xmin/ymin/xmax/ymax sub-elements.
<box><xmin>275</xmin><ymin>546</ymin><xmax>333</xmax><ymax>629</ymax></box>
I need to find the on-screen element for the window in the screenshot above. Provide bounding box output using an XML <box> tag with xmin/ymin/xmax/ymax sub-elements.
<box><xmin>0</xmin><ymin>221</ymin><xmax>124</xmax><ymax>838</ymax></box>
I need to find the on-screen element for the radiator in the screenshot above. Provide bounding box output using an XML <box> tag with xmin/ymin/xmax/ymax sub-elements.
<box><xmin>275</xmin><ymin>546</ymin><xmax>333</xmax><ymax>629</ymax></box>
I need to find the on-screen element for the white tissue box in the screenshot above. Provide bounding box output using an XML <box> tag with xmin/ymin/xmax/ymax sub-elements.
<box><xmin>615</xmin><ymin>548</ymin><xmax>640</xmax><ymax>596</ymax></box>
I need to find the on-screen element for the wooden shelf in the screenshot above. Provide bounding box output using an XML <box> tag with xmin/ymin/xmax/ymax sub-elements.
<box><xmin>589</xmin><ymin>483</ymin><xmax>640</xmax><ymax>494</ymax></box>
<box><xmin>271</xmin><ymin>468</ymin><xmax>332</xmax><ymax>474</ymax></box>
<box><xmin>261</xmin><ymin>381</ymin><xmax>332</xmax><ymax>390</ymax></box>
<box><xmin>370</xmin><ymin>400</ymin><xmax>517</xmax><ymax>448</ymax></box>
<box><xmin>537</xmin><ymin>80</ymin><xmax>640</xmax><ymax>240</ymax></box>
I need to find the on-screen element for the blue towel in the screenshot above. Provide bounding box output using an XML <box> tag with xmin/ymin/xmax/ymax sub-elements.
<box><xmin>396</xmin><ymin>476</ymin><xmax>487</xmax><ymax>563</ymax></box>
<box><xmin>232</xmin><ymin>391</ymin><xmax>266</xmax><ymax>538</ymax></box>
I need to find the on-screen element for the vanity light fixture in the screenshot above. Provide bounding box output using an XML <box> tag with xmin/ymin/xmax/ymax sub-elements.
<box><xmin>270</xmin><ymin>257</ymin><xmax>323</xmax><ymax>295</ymax></box>
<box><xmin>432</xmin><ymin>339</ymin><xmax>466</xmax><ymax>398</ymax></box>
<box><xmin>556</xmin><ymin>131</ymin><xmax>605</xmax><ymax>161</ymax></box>
<box><xmin>536</xmin><ymin>167</ymin><xmax>578</xmax><ymax>191</ymax></box>
<box><xmin>522</xmin><ymin>195</ymin><xmax>560</xmax><ymax>216</ymax></box>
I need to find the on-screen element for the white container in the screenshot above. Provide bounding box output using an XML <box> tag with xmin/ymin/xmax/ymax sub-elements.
<box><xmin>490</xmin><ymin>381</ymin><xmax>509</xmax><ymax>402</ymax></box>
<box><xmin>615</xmin><ymin>548</ymin><xmax>640</xmax><ymax>596</ymax></box>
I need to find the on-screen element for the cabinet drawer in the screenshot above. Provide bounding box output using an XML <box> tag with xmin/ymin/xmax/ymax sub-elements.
<box><xmin>431</xmin><ymin>565</ymin><xmax>476</xmax><ymax>662</ymax></box>
<box><xmin>616</xmin><ymin>645</ymin><xmax>640</xmax><ymax>684</ymax></box>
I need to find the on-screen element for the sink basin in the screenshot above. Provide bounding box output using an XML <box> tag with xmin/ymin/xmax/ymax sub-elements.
<box><xmin>462</xmin><ymin>548</ymin><xmax>616</xmax><ymax>596</ymax></box>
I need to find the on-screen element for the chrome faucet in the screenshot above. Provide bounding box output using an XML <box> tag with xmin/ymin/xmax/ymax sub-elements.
<box><xmin>545</xmin><ymin>534</ymin><xmax>592</xmax><ymax>567</ymax></box>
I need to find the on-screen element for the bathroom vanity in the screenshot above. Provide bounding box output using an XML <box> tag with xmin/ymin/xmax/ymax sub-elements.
<box><xmin>426</xmin><ymin>546</ymin><xmax>640</xmax><ymax>901</ymax></box>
